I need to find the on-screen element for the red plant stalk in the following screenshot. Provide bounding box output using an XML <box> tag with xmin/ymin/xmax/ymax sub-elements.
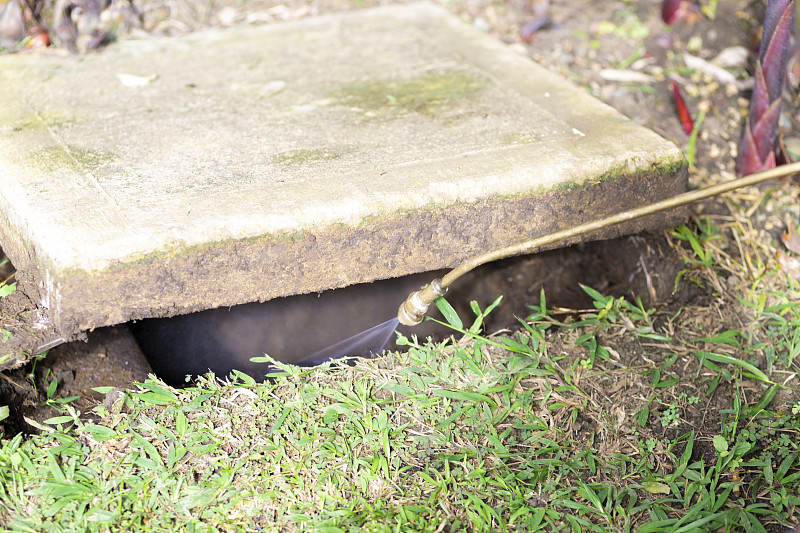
<box><xmin>736</xmin><ymin>0</ymin><xmax>796</xmax><ymax>176</ymax></box>
<box><xmin>661</xmin><ymin>0</ymin><xmax>699</xmax><ymax>25</ymax></box>
<box><xmin>671</xmin><ymin>80</ymin><xmax>694</xmax><ymax>135</ymax></box>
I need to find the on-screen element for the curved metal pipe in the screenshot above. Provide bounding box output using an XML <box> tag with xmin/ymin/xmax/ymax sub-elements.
<box><xmin>398</xmin><ymin>162</ymin><xmax>800</xmax><ymax>326</ymax></box>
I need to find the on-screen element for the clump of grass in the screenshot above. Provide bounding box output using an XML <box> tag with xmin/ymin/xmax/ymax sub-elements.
<box><xmin>1</xmin><ymin>285</ymin><xmax>798</xmax><ymax>531</ymax></box>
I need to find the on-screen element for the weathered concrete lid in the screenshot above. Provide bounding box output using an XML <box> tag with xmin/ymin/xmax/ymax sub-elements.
<box><xmin>0</xmin><ymin>2</ymin><xmax>686</xmax><ymax>339</ymax></box>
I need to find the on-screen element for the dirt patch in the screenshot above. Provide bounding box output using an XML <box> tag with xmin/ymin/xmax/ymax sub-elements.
<box><xmin>0</xmin><ymin>324</ymin><xmax>152</xmax><ymax>435</ymax></box>
<box><xmin>0</xmin><ymin>274</ymin><xmax>62</xmax><ymax>372</ymax></box>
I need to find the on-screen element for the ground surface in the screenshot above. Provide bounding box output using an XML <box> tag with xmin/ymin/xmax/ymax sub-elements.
<box><xmin>1</xmin><ymin>0</ymin><xmax>799</xmax><ymax>529</ymax></box>
<box><xmin>1</xmin><ymin>0</ymin><xmax>765</xmax><ymax>419</ymax></box>
<box><xmin>0</xmin><ymin>0</ymin><xmax>770</xmax><ymax>426</ymax></box>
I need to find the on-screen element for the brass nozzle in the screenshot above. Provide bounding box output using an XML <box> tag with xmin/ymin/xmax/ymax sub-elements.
<box><xmin>397</xmin><ymin>278</ymin><xmax>448</xmax><ymax>326</ymax></box>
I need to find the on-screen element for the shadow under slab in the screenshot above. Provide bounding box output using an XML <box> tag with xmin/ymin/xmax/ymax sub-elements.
<box><xmin>130</xmin><ymin>232</ymin><xmax>691</xmax><ymax>386</ymax></box>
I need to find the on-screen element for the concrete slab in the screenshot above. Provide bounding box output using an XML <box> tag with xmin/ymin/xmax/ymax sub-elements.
<box><xmin>0</xmin><ymin>2</ymin><xmax>686</xmax><ymax>340</ymax></box>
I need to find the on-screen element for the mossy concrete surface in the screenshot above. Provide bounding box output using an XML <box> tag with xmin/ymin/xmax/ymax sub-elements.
<box><xmin>0</xmin><ymin>2</ymin><xmax>685</xmax><ymax>355</ymax></box>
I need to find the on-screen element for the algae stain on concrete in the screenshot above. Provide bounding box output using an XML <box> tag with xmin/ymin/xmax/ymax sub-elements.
<box><xmin>32</xmin><ymin>145</ymin><xmax>119</xmax><ymax>173</ymax></box>
<box><xmin>17</xmin><ymin>110</ymin><xmax>80</xmax><ymax>131</ymax></box>
<box><xmin>272</xmin><ymin>148</ymin><xmax>344</xmax><ymax>166</ymax></box>
<box><xmin>333</xmin><ymin>70</ymin><xmax>488</xmax><ymax>117</ymax></box>
<box><xmin>86</xmin><ymin>226</ymin><xmax>314</xmax><ymax>277</ymax></box>
<box><xmin>544</xmin><ymin>157</ymin><xmax>688</xmax><ymax>195</ymax></box>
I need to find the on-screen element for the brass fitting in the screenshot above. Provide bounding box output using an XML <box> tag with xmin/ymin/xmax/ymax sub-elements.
<box><xmin>397</xmin><ymin>278</ymin><xmax>448</xmax><ymax>326</ymax></box>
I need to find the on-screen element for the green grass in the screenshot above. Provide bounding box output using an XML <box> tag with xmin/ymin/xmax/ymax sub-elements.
<box><xmin>1</xmin><ymin>286</ymin><xmax>798</xmax><ymax>532</ymax></box>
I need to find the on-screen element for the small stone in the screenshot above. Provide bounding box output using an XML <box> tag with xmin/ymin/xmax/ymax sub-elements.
<box><xmin>783</xmin><ymin>137</ymin><xmax>800</xmax><ymax>157</ymax></box>
<box><xmin>217</xmin><ymin>7</ymin><xmax>237</xmax><ymax>26</ymax></box>
<box><xmin>473</xmin><ymin>16</ymin><xmax>490</xmax><ymax>33</ymax></box>
<box><xmin>0</xmin><ymin>0</ymin><xmax>25</xmax><ymax>45</ymax></box>
<box><xmin>712</xmin><ymin>46</ymin><xmax>748</xmax><ymax>69</ymax></box>
<box><xmin>103</xmin><ymin>388</ymin><xmax>125</xmax><ymax>414</ymax></box>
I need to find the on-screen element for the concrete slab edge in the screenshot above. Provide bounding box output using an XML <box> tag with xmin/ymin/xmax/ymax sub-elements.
<box><xmin>43</xmin><ymin>161</ymin><xmax>687</xmax><ymax>338</ymax></box>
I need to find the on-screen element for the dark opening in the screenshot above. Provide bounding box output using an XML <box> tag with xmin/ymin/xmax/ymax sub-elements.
<box><xmin>130</xmin><ymin>232</ymin><xmax>689</xmax><ymax>386</ymax></box>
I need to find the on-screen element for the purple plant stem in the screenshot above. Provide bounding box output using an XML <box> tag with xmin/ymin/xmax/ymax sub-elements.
<box><xmin>736</xmin><ymin>0</ymin><xmax>796</xmax><ymax>176</ymax></box>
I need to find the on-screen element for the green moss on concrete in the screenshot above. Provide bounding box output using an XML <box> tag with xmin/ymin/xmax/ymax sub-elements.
<box><xmin>70</xmin><ymin>146</ymin><xmax>118</xmax><ymax>168</ymax></box>
<box><xmin>17</xmin><ymin>110</ymin><xmax>79</xmax><ymax>131</ymax></box>
<box><xmin>334</xmin><ymin>70</ymin><xmax>488</xmax><ymax>117</ymax></box>
<box><xmin>499</xmin><ymin>132</ymin><xmax>542</xmax><ymax>146</ymax></box>
<box><xmin>272</xmin><ymin>148</ymin><xmax>344</xmax><ymax>166</ymax></box>
<box><xmin>59</xmin><ymin>227</ymin><xmax>314</xmax><ymax>277</ymax></box>
<box><xmin>32</xmin><ymin>145</ymin><xmax>118</xmax><ymax>173</ymax></box>
<box><xmin>586</xmin><ymin>156</ymin><xmax>686</xmax><ymax>188</ymax></box>
<box><xmin>539</xmin><ymin>155</ymin><xmax>687</xmax><ymax>195</ymax></box>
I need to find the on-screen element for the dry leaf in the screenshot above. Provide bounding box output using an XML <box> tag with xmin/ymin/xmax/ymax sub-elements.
<box><xmin>684</xmin><ymin>53</ymin><xmax>737</xmax><ymax>85</ymax></box>
<box><xmin>781</xmin><ymin>224</ymin><xmax>800</xmax><ymax>254</ymax></box>
<box><xmin>777</xmin><ymin>250</ymin><xmax>800</xmax><ymax>279</ymax></box>
<box><xmin>599</xmin><ymin>69</ymin><xmax>655</xmax><ymax>84</ymax></box>
<box><xmin>641</xmin><ymin>481</ymin><xmax>671</xmax><ymax>495</ymax></box>
<box><xmin>116</xmin><ymin>73</ymin><xmax>158</xmax><ymax>87</ymax></box>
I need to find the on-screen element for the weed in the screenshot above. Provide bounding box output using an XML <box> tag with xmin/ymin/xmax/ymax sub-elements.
<box><xmin>660</xmin><ymin>401</ymin><xmax>681</xmax><ymax>428</ymax></box>
<box><xmin>566</xmin><ymin>285</ymin><xmax>669</xmax><ymax>369</ymax></box>
<box><xmin>671</xmin><ymin>222</ymin><xmax>719</xmax><ymax>267</ymax></box>
<box><xmin>0</xmin><ymin>263</ymin><xmax>14</xmax><ymax>345</ymax></box>
<box><xmin>686</xmin><ymin>109</ymin><xmax>706</xmax><ymax>168</ymax></box>
<box><xmin>0</xmin><ymin>263</ymin><xmax>16</xmax><ymax>423</ymax></box>
<box><xmin>700</xmin><ymin>0</ymin><xmax>718</xmax><ymax>18</ymax></box>
<box><xmin>0</xmin><ymin>282</ymin><xmax>15</xmax><ymax>299</ymax></box>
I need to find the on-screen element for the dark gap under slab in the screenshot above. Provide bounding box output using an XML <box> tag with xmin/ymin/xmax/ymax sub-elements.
<box><xmin>129</xmin><ymin>231</ymin><xmax>694</xmax><ymax>386</ymax></box>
